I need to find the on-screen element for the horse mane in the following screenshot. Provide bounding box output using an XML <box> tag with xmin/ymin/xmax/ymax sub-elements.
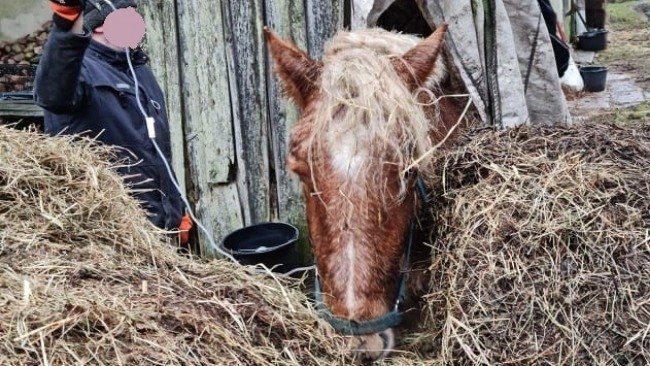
<box><xmin>308</xmin><ymin>28</ymin><xmax>447</xmax><ymax>202</ymax></box>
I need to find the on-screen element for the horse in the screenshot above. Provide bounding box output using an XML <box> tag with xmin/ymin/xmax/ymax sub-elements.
<box><xmin>265</xmin><ymin>23</ymin><xmax>467</xmax><ymax>361</ymax></box>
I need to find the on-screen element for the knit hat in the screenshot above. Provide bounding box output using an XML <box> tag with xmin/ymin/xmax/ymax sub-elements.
<box><xmin>84</xmin><ymin>0</ymin><xmax>138</xmax><ymax>30</ymax></box>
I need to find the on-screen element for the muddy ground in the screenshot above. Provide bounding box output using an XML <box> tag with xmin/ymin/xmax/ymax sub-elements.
<box><xmin>581</xmin><ymin>0</ymin><xmax>650</xmax><ymax>124</ymax></box>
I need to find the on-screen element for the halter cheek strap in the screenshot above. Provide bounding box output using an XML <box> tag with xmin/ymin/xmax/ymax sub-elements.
<box><xmin>313</xmin><ymin>277</ymin><xmax>404</xmax><ymax>336</ymax></box>
<box><xmin>312</xmin><ymin>177</ymin><xmax>427</xmax><ymax>336</ymax></box>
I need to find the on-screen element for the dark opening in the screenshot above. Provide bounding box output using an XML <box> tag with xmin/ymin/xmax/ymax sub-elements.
<box><xmin>376</xmin><ymin>0</ymin><xmax>432</xmax><ymax>37</ymax></box>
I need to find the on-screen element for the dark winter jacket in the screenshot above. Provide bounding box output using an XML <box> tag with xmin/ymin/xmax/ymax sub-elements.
<box><xmin>34</xmin><ymin>25</ymin><xmax>183</xmax><ymax>230</ymax></box>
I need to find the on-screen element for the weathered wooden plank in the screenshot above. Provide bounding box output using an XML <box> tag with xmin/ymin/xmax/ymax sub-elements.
<box><xmin>224</xmin><ymin>0</ymin><xmax>271</xmax><ymax>225</ymax></box>
<box><xmin>263</xmin><ymin>0</ymin><xmax>312</xmax><ymax>262</ymax></box>
<box><xmin>263</xmin><ymin>0</ymin><xmax>307</xmax><ymax>226</ymax></box>
<box><xmin>351</xmin><ymin>0</ymin><xmax>374</xmax><ymax>29</ymax></box>
<box><xmin>138</xmin><ymin>0</ymin><xmax>186</xmax><ymax>196</ymax></box>
<box><xmin>175</xmin><ymin>0</ymin><xmax>243</xmax><ymax>256</ymax></box>
<box><xmin>305</xmin><ymin>0</ymin><xmax>346</xmax><ymax>58</ymax></box>
<box><xmin>0</xmin><ymin>100</ymin><xmax>42</xmax><ymax>117</ymax></box>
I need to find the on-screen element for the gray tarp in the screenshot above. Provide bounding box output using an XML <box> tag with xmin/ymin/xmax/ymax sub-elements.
<box><xmin>357</xmin><ymin>0</ymin><xmax>572</xmax><ymax>127</ymax></box>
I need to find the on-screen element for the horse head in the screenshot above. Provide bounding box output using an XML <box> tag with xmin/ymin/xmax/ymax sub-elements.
<box><xmin>266</xmin><ymin>24</ymin><xmax>457</xmax><ymax>361</ymax></box>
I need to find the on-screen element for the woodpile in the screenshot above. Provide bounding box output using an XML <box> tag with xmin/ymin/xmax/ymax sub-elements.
<box><xmin>0</xmin><ymin>20</ymin><xmax>50</xmax><ymax>93</ymax></box>
<box><xmin>0</xmin><ymin>65</ymin><xmax>36</xmax><ymax>93</ymax></box>
<box><xmin>0</xmin><ymin>20</ymin><xmax>50</xmax><ymax>65</ymax></box>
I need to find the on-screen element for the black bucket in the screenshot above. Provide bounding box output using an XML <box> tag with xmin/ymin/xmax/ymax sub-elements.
<box><xmin>580</xmin><ymin>65</ymin><xmax>608</xmax><ymax>92</ymax></box>
<box><xmin>221</xmin><ymin>222</ymin><xmax>300</xmax><ymax>275</ymax></box>
<box><xmin>576</xmin><ymin>29</ymin><xmax>608</xmax><ymax>51</ymax></box>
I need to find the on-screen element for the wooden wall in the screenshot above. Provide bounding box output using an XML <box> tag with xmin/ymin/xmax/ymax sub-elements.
<box><xmin>138</xmin><ymin>0</ymin><xmax>347</xmax><ymax>256</ymax></box>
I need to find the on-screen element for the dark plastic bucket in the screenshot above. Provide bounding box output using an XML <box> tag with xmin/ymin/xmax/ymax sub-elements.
<box><xmin>580</xmin><ymin>66</ymin><xmax>608</xmax><ymax>92</ymax></box>
<box><xmin>221</xmin><ymin>222</ymin><xmax>300</xmax><ymax>274</ymax></box>
<box><xmin>577</xmin><ymin>29</ymin><xmax>608</xmax><ymax>51</ymax></box>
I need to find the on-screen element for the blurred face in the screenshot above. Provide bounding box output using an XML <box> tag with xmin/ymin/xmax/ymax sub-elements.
<box><xmin>93</xmin><ymin>7</ymin><xmax>145</xmax><ymax>50</ymax></box>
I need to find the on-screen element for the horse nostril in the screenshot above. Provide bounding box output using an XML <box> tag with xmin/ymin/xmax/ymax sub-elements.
<box><xmin>348</xmin><ymin>329</ymin><xmax>395</xmax><ymax>362</ymax></box>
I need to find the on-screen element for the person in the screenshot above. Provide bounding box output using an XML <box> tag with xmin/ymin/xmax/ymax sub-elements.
<box><xmin>34</xmin><ymin>0</ymin><xmax>192</xmax><ymax>245</ymax></box>
<box><xmin>538</xmin><ymin>0</ymin><xmax>571</xmax><ymax>78</ymax></box>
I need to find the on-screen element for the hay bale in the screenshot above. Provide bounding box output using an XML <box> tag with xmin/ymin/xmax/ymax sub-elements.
<box><xmin>423</xmin><ymin>121</ymin><xmax>650</xmax><ymax>365</ymax></box>
<box><xmin>0</xmin><ymin>126</ymin><xmax>354</xmax><ymax>365</ymax></box>
<box><xmin>6</xmin><ymin>118</ymin><xmax>647</xmax><ymax>365</ymax></box>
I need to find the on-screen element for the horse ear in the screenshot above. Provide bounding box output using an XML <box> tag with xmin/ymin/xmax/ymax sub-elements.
<box><xmin>392</xmin><ymin>23</ymin><xmax>448</xmax><ymax>91</ymax></box>
<box><xmin>264</xmin><ymin>27</ymin><xmax>322</xmax><ymax>110</ymax></box>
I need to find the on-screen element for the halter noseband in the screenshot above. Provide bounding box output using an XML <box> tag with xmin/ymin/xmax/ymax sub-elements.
<box><xmin>313</xmin><ymin>177</ymin><xmax>429</xmax><ymax>336</ymax></box>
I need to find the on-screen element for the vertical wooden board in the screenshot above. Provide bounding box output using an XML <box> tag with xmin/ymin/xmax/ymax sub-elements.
<box><xmin>138</xmin><ymin>0</ymin><xmax>186</xmax><ymax>196</ymax></box>
<box><xmin>263</xmin><ymin>0</ymin><xmax>307</xmax><ymax>224</ymax></box>
<box><xmin>351</xmin><ymin>0</ymin><xmax>374</xmax><ymax>29</ymax></box>
<box><xmin>224</xmin><ymin>0</ymin><xmax>271</xmax><ymax>225</ymax></box>
<box><xmin>176</xmin><ymin>0</ymin><xmax>244</xmax><ymax>255</ymax></box>
<box><xmin>305</xmin><ymin>0</ymin><xmax>346</xmax><ymax>58</ymax></box>
<box><xmin>332</xmin><ymin>1</ymin><xmax>348</xmax><ymax>30</ymax></box>
<box><xmin>190</xmin><ymin>154</ymin><xmax>243</xmax><ymax>258</ymax></box>
<box><xmin>176</xmin><ymin>0</ymin><xmax>236</xmax><ymax>185</ymax></box>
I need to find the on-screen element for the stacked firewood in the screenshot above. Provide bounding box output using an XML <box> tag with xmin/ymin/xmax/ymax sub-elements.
<box><xmin>0</xmin><ymin>20</ymin><xmax>51</xmax><ymax>65</ymax></box>
<box><xmin>0</xmin><ymin>21</ymin><xmax>51</xmax><ymax>93</ymax></box>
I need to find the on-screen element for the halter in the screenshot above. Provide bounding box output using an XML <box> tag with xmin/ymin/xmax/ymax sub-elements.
<box><xmin>313</xmin><ymin>176</ymin><xmax>429</xmax><ymax>335</ymax></box>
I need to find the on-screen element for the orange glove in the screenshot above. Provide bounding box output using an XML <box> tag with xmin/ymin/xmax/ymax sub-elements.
<box><xmin>49</xmin><ymin>0</ymin><xmax>85</xmax><ymax>31</ymax></box>
<box><xmin>178</xmin><ymin>213</ymin><xmax>192</xmax><ymax>245</ymax></box>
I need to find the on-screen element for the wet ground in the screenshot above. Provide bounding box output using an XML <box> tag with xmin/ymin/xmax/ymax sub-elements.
<box><xmin>568</xmin><ymin>70</ymin><xmax>649</xmax><ymax>119</ymax></box>
<box><xmin>566</xmin><ymin>0</ymin><xmax>650</xmax><ymax>123</ymax></box>
<box><xmin>636</xmin><ymin>2</ymin><xmax>650</xmax><ymax>21</ymax></box>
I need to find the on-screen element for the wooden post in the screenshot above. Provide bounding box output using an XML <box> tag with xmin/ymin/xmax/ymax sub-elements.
<box><xmin>264</xmin><ymin>0</ymin><xmax>310</xmax><ymax>261</ymax></box>
<box><xmin>174</xmin><ymin>0</ymin><xmax>245</xmax><ymax>256</ymax></box>
<box><xmin>138</xmin><ymin>0</ymin><xmax>186</xmax><ymax>196</ymax></box>
<box><xmin>305</xmin><ymin>0</ymin><xmax>347</xmax><ymax>57</ymax></box>
<box><xmin>223</xmin><ymin>0</ymin><xmax>271</xmax><ymax>226</ymax></box>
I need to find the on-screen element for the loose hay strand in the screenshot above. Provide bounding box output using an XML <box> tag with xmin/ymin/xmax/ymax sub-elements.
<box><xmin>403</xmin><ymin>94</ymin><xmax>472</xmax><ymax>174</ymax></box>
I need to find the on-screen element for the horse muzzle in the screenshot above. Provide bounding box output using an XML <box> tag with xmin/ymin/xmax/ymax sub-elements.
<box><xmin>313</xmin><ymin>275</ymin><xmax>403</xmax><ymax>360</ymax></box>
<box><xmin>348</xmin><ymin>328</ymin><xmax>395</xmax><ymax>361</ymax></box>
